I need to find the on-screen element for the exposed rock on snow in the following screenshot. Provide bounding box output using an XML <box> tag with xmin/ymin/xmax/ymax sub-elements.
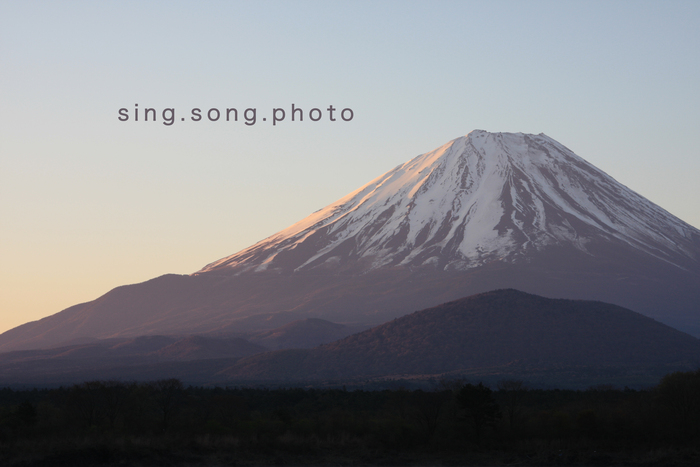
<box><xmin>200</xmin><ymin>131</ymin><xmax>699</xmax><ymax>275</ymax></box>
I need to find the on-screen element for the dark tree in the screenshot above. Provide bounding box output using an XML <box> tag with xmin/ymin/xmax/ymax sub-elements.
<box><xmin>102</xmin><ymin>380</ymin><xmax>129</xmax><ymax>429</ymax></box>
<box><xmin>410</xmin><ymin>390</ymin><xmax>449</xmax><ymax>444</ymax></box>
<box><xmin>150</xmin><ymin>378</ymin><xmax>184</xmax><ymax>432</ymax></box>
<box><xmin>15</xmin><ymin>400</ymin><xmax>37</xmax><ymax>428</ymax></box>
<box><xmin>655</xmin><ymin>369</ymin><xmax>700</xmax><ymax>439</ymax></box>
<box><xmin>456</xmin><ymin>383</ymin><xmax>500</xmax><ymax>444</ymax></box>
<box><xmin>67</xmin><ymin>380</ymin><xmax>104</xmax><ymax>428</ymax></box>
<box><xmin>497</xmin><ymin>379</ymin><xmax>526</xmax><ymax>433</ymax></box>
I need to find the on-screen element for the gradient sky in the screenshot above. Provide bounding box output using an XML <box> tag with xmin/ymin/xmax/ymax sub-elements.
<box><xmin>1</xmin><ymin>0</ymin><xmax>699</xmax><ymax>335</ymax></box>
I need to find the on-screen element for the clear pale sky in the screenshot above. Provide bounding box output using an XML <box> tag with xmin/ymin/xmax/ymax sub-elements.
<box><xmin>1</xmin><ymin>0</ymin><xmax>699</xmax><ymax>335</ymax></box>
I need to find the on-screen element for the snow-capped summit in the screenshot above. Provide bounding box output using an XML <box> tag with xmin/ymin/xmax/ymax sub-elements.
<box><xmin>200</xmin><ymin>130</ymin><xmax>700</xmax><ymax>275</ymax></box>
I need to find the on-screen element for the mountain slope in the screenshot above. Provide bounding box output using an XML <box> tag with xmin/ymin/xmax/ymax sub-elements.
<box><xmin>2</xmin><ymin>290</ymin><xmax>697</xmax><ymax>387</ymax></box>
<box><xmin>248</xmin><ymin>318</ymin><xmax>367</xmax><ymax>350</ymax></box>
<box><xmin>1</xmin><ymin>130</ymin><xmax>698</xmax><ymax>352</ymax></box>
<box><xmin>220</xmin><ymin>289</ymin><xmax>700</xmax><ymax>380</ymax></box>
<box><xmin>200</xmin><ymin>131</ymin><xmax>700</xmax><ymax>275</ymax></box>
<box><xmin>0</xmin><ymin>334</ymin><xmax>266</xmax><ymax>383</ymax></box>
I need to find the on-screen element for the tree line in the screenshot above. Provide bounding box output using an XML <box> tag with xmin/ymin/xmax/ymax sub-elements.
<box><xmin>0</xmin><ymin>370</ymin><xmax>699</xmax><ymax>465</ymax></box>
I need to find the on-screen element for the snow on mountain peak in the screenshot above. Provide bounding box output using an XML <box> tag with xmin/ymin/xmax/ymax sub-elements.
<box><xmin>199</xmin><ymin>131</ymin><xmax>699</xmax><ymax>275</ymax></box>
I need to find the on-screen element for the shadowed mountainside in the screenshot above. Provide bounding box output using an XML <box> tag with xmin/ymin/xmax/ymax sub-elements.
<box><xmin>220</xmin><ymin>289</ymin><xmax>700</xmax><ymax>380</ymax></box>
<box><xmin>247</xmin><ymin>318</ymin><xmax>367</xmax><ymax>350</ymax></box>
<box><xmin>0</xmin><ymin>334</ymin><xmax>266</xmax><ymax>383</ymax></box>
<box><xmin>0</xmin><ymin>290</ymin><xmax>698</xmax><ymax>387</ymax></box>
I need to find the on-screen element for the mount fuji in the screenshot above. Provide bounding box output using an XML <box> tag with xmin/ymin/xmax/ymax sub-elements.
<box><xmin>2</xmin><ymin>130</ymin><xmax>699</xmax><ymax>352</ymax></box>
<box><xmin>201</xmin><ymin>130</ymin><xmax>699</xmax><ymax>276</ymax></box>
